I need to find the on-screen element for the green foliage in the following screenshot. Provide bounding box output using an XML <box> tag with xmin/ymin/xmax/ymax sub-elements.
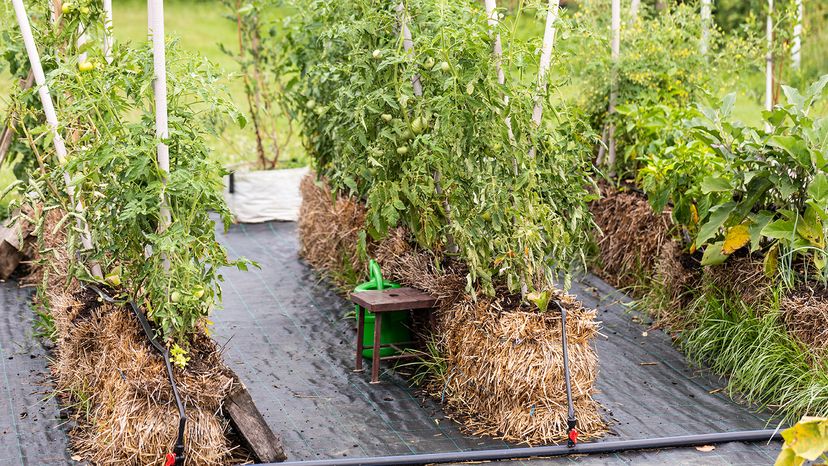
<box><xmin>6</xmin><ymin>4</ymin><xmax>250</xmax><ymax>346</ymax></box>
<box><xmin>680</xmin><ymin>77</ymin><xmax>828</xmax><ymax>281</ymax></box>
<box><xmin>681</xmin><ymin>286</ymin><xmax>828</xmax><ymax>423</ymax></box>
<box><xmin>279</xmin><ymin>0</ymin><xmax>596</xmax><ymax>294</ymax></box>
<box><xmin>571</xmin><ymin>0</ymin><xmax>760</xmax><ymax>179</ymax></box>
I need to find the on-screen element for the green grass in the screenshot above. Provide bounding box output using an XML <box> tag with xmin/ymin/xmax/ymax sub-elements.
<box><xmin>680</xmin><ymin>286</ymin><xmax>828</xmax><ymax>422</ymax></box>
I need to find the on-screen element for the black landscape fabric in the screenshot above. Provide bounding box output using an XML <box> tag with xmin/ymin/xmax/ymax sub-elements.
<box><xmin>0</xmin><ymin>220</ymin><xmax>782</xmax><ymax>465</ymax></box>
<box><xmin>213</xmin><ymin>221</ymin><xmax>782</xmax><ymax>465</ymax></box>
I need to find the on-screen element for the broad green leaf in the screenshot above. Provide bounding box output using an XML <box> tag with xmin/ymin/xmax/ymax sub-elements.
<box><xmin>796</xmin><ymin>206</ymin><xmax>824</xmax><ymax>248</ymax></box>
<box><xmin>769</xmin><ymin>135</ymin><xmax>810</xmax><ymax>167</ymax></box>
<box><xmin>807</xmin><ymin>173</ymin><xmax>828</xmax><ymax>203</ymax></box>
<box><xmin>749</xmin><ymin>211</ymin><xmax>774</xmax><ymax>251</ymax></box>
<box><xmin>700</xmin><ymin>176</ymin><xmax>731</xmax><ymax>194</ymax></box>
<box><xmin>764</xmin><ymin>243</ymin><xmax>779</xmax><ymax>278</ymax></box>
<box><xmin>701</xmin><ymin>242</ymin><xmax>729</xmax><ymax>266</ymax></box>
<box><xmin>762</xmin><ymin>219</ymin><xmax>797</xmax><ymax>240</ymax></box>
<box><xmin>696</xmin><ymin>202</ymin><xmax>736</xmax><ymax>247</ymax></box>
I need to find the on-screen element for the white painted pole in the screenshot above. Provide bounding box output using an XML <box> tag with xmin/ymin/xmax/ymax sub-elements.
<box><xmin>531</xmin><ymin>0</ymin><xmax>560</xmax><ymax>127</ymax></box>
<box><xmin>485</xmin><ymin>0</ymin><xmax>515</xmax><ymax>144</ymax></box>
<box><xmin>526</xmin><ymin>0</ymin><xmax>559</xmax><ymax>161</ymax></box>
<box><xmin>792</xmin><ymin>0</ymin><xmax>802</xmax><ymax>71</ymax></box>
<box><xmin>103</xmin><ymin>0</ymin><xmax>114</xmax><ymax>63</ymax></box>
<box><xmin>396</xmin><ymin>2</ymin><xmax>422</xmax><ymax>97</ymax></box>
<box><xmin>484</xmin><ymin>0</ymin><xmax>506</xmax><ymax>88</ymax></box>
<box><xmin>630</xmin><ymin>0</ymin><xmax>641</xmax><ymax>22</ymax></box>
<box><xmin>11</xmin><ymin>0</ymin><xmax>102</xmax><ymax>278</ymax></box>
<box><xmin>701</xmin><ymin>0</ymin><xmax>712</xmax><ymax>55</ymax></box>
<box><xmin>149</xmin><ymin>0</ymin><xmax>172</xmax><ymax>231</ymax></box>
<box><xmin>78</xmin><ymin>24</ymin><xmax>88</xmax><ymax>63</ymax></box>
<box><xmin>765</xmin><ymin>0</ymin><xmax>774</xmax><ymax>132</ymax></box>
<box><xmin>606</xmin><ymin>0</ymin><xmax>620</xmax><ymax>168</ymax></box>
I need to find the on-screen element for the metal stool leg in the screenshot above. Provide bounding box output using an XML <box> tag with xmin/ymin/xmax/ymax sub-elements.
<box><xmin>370</xmin><ymin>313</ymin><xmax>382</xmax><ymax>384</ymax></box>
<box><xmin>355</xmin><ymin>306</ymin><xmax>365</xmax><ymax>372</ymax></box>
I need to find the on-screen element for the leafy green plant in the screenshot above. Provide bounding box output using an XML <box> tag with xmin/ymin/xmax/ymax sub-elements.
<box><xmin>570</xmin><ymin>0</ymin><xmax>759</xmax><ymax>179</ymax></box>
<box><xmin>280</xmin><ymin>0</ymin><xmax>596</xmax><ymax>295</ymax></box>
<box><xmin>684</xmin><ymin>76</ymin><xmax>828</xmax><ymax>282</ymax></box>
<box><xmin>681</xmin><ymin>285</ymin><xmax>828</xmax><ymax>422</ymax></box>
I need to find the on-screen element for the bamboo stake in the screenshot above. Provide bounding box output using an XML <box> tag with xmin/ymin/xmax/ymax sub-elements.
<box><xmin>149</xmin><ymin>0</ymin><xmax>172</xmax><ymax>232</ymax></box>
<box><xmin>765</xmin><ymin>0</ymin><xmax>774</xmax><ymax>132</ymax></box>
<box><xmin>11</xmin><ymin>0</ymin><xmax>102</xmax><ymax>278</ymax></box>
<box><xmin>792</xmin><ymin>0</ymin><xmax>802</xmax><ymax>71</ymax></box>
<box><xmin>700</xmin><ymin>0</ymin><xmax>711</xmax><ymax>55</ymax></box>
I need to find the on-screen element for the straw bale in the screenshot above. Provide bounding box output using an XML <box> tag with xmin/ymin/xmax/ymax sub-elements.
<box><xmin>590</xmin><ymin>185</ymin><xmax>671</xmax><ymax>294</ymax></box>
<box><xmin>47</xmin><ymin>286</ymin><xmax>246</xmax><ymax>465</ymax></box>
<box><xmin>299</xmin><ymin>173</ymin><xmax>605</xmax><ymax>444</ymax></box>
<box><xmin>781</xmin><ymin>287</ymin><xmax>828</xmax><ymax>360</ymax></box>
<box><xmin>298</xmin><ymin>174</ymin><xmax>371</xmax><ymax>284</ymax></box>
<box><xmin>701</xmin><ymin>255</ymin><xmax>770</xmax><ymax>307</ymax></box>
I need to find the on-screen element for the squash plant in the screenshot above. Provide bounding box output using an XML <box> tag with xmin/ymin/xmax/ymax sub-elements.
<box><xmin>6</xmin><ymin>3</ymin><xmax>250</xmax><ymax>349</ymax></box>
<box><xmin>280</xmin><ymin>0</ymin><xmax>596</xmax><ymax>294</ymax></box>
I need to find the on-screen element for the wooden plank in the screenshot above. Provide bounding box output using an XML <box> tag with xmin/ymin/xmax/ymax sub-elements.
<box><xmin>226</xmin><ymin>384</ymin><xmax>287</xmax><ymax>463</ymax></box>
<box><xmin>351</xmin><ymin>287</ymin><xmax>437</xmax><ymax>312</ymax></box>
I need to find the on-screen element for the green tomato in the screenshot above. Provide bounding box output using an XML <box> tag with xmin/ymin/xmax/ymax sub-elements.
<box><xmin>424</xmin><ymin>57</ymin><xmax>435</xmax><ymax>69</ymax></box>
<box><xmin>80</xmin><ymin>6</ymin><xmax>89</xmax><ymax>14</ymax></box>
<box><xmin>439</xmin><ymin>61</ymin><xmax>450</xmax><ymax>72</ymax></box>
<box><xmin>306</xmin><ymin>99</ymin><xmax>316</xmax><ymax>110</ymax></box>
<box><xmin>381</xmin><ymin>113</ymin><xmax>393</xmax><ymax>122</ymax></box>
<box><xmin>372</xmin><ymin>49</ymin><xmax>382</xmax><ymax>60</ymax></box>
<box><xmin>400</xmin><ymin>130</ymin><xmax>413</xmax><ymax>140</ymax></box>
<box><xmin>411</xmin><ymin>117</ymin><xmax>425</xmax><ymax>134</ymax></box>
<box><xmin>396</xmin><ymin>146</ymin><xmax>409</xmax><ymax>155</ymax></box>
<box><xmin>78</xmin><ymin>61</ymin><xmax>95</xmax><ymax>72</ymax></box>
<box><xmin>170</xmin><ymin>291</ymin><xmax>182</xmax><ymax>303</ymax></box>
<box><xmin>61</xmin><ymin>2</ymin><xmax>73</xmax><ymax>13</ymax></box>
<box><xmin>193</xmin><ymin>286</ymin><xmax>205</xmax><ymax>299</ymax></box>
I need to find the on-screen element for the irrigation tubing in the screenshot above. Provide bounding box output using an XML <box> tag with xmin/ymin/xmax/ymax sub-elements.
<box><xmin>270</xmin><ymin>429</ymin><xmax>782</xmax><ymax>466</ymax></box>
<box><xmin>85</xmin><ymin>284</ymin><xmax>187</xmax><ymax>466</ymax></box>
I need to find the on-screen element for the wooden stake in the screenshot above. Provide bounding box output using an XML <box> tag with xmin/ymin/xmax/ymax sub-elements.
<box><xmin>527</xmin><ymin>0</ymin><xmax>560</xmax><ymax>161</ymax></box>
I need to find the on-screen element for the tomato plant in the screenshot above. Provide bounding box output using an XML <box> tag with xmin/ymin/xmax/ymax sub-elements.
<box><xmin>280</xmin><ymin>0</ymin><xmax>596</xmax><ymax>294</ymax></box>
<box><xmin>4</xmin><ymin>2</ymin><xmax>251</xmax><ymax>348</ymax></box>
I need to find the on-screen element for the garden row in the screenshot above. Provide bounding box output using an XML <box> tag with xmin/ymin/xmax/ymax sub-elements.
<box><xmin>0</xmin><ymin>0</ymin><xmax>278</xmax><ymax>464</ymax></box>
<box><xmin>281</xmin><ymin>0</ymin><xmax>828</xmax><ymax>446</ymax></box>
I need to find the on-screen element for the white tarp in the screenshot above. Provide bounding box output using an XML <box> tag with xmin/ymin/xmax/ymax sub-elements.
<box><xmin>224</xmin><ymin>167</ymin><xmax>309</xmax><ymax>223</ymax></box>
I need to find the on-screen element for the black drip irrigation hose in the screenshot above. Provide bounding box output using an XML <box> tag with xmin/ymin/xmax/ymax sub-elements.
<box><xmin>270</xmin><ymin>429</ymin><xmax>782</xmax><ymax>466</ymax></box>
<box><xmin>86</xmin><ymin>284</ymin><xmax>187</xmax><ymax>466</ymax></box>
